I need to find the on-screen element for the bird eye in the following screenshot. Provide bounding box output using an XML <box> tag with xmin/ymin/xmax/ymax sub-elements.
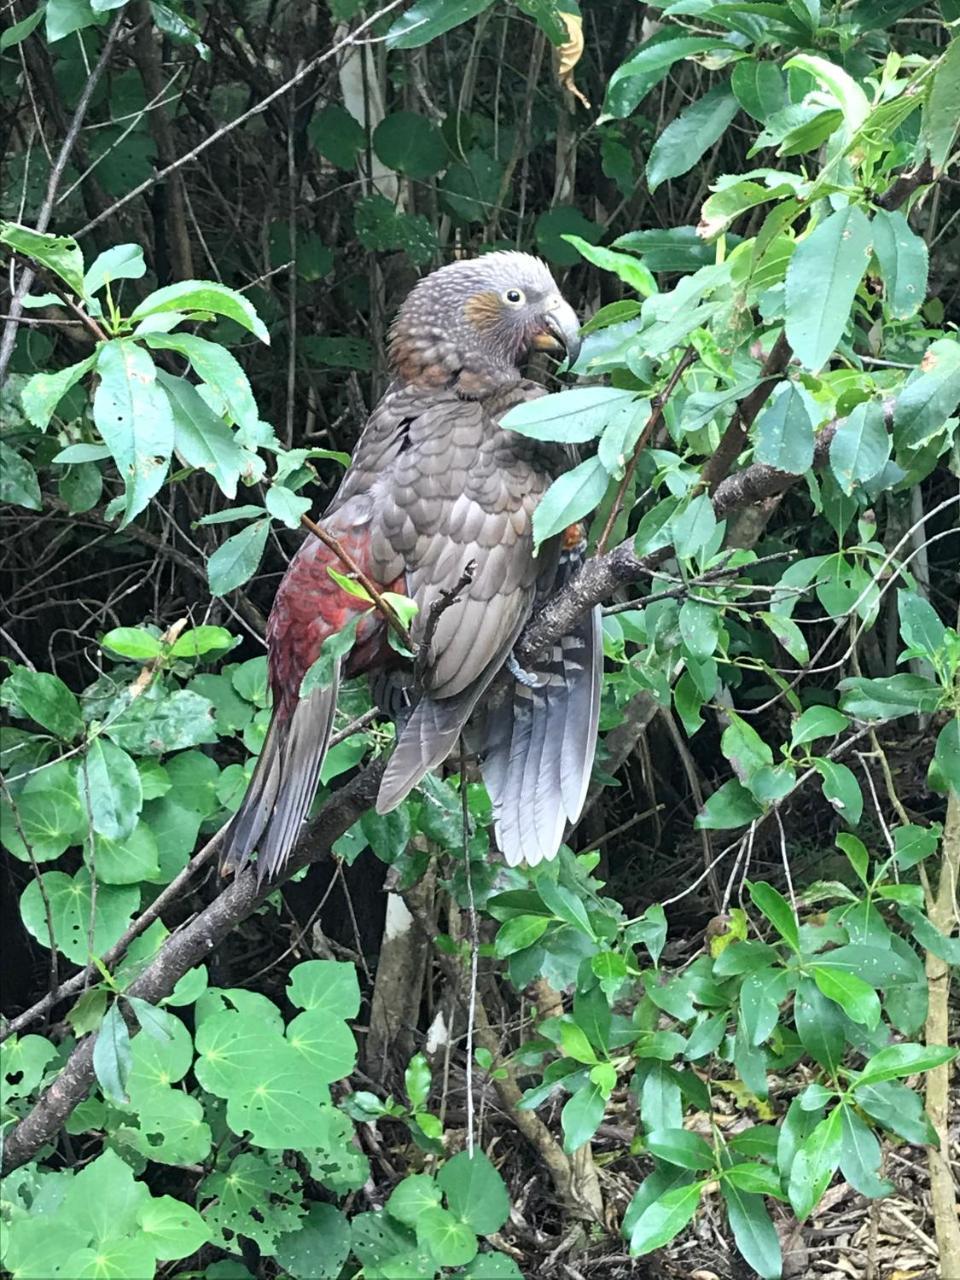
<box><xmin>503</xmin><ymin>288</ymin><xmax>525</xmax><ymax>305</ymax></box>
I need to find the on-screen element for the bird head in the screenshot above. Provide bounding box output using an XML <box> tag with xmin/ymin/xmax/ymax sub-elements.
<box><xmin>388</xmin><ymin>251</ymin><xmax>581</xmax><ymax>394</ymax></box>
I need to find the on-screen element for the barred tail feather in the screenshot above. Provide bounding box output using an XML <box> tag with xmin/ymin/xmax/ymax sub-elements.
<box><xmin>220</xmin><ymin>665</ymin><xmax>340</xmax><ymax>883</ymax></box>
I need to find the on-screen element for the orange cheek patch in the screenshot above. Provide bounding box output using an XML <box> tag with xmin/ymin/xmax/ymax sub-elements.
<box><xmin>464</xmin><ymin>291</ymin><xmax>503</xmax><ymax>330</ymax></box>
<box><xmin>562</xmin><ymin>522</ymin><xmax>585</xmax><ymax>549</ymax></box>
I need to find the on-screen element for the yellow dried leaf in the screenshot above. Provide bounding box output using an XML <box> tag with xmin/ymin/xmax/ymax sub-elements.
<box><xmin>554</xmin><ymin>12</ymin><xmax>591</xmax><ymax>109</ymax></box>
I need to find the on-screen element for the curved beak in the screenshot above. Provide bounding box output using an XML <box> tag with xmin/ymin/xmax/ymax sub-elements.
<box><xmin>531</xmin><ymin>297</ymin><xmax>582</xmax><ymax>367</ymax></box>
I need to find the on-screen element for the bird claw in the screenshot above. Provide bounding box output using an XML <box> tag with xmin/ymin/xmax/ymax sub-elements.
<box><xmin>506</xmin><ymin>651</ymin><xmax>545</xmax><ymax>689</ymax></box>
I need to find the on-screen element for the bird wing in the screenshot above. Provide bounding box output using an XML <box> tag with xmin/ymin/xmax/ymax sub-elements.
<box><xmin>375</xmin><ymin>382</ymin><xmax>564</xmax><ymax>813</ymax></box>
<box><xmin>473</xmin><ymin>538</ymin><xmax>602</xmax><ymax>866</ymax></box>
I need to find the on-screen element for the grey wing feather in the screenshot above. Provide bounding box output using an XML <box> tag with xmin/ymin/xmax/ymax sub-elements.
<box><xmin>478</xmin><ymin>604</ymin><xmax>602</xmax><ymax>867</ymax></box>
<box><xmin>220</xmin><ymin>665</ymin><xmax>340</xmax><ymax>884</ymax></box>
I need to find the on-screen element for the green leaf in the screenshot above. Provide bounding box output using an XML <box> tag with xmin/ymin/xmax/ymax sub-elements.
<box><xmin>207</xmin><ymin>518</ymin><xmax>270</xmax><ymax>594</ymax></box>
<box><xmin>494</xmin><ymin>913</ymin><xmax>550</xmax><ymax>957</ymax></box>
<box><xmin>670</xmin><ymin>493</ymin><xmax>718</xmax><ymax>560</ymax></box>
<box><xmin>533</xmin><ymin>455</ymin><xmax>610</xmax><ymax>548</ymax></box>
<box><xmin>722</xmin><ymin>1161</ymin><xmax>783</xmax><ymax>1196</ymax></box>
<box><xmin>893</xmin><ymin>823</ymin><xmax>941</xmax><ymax>869</ymax></box>
<box><xmin>838</xmin><ymin>1104</ymin><xmax>894</xmax><ymax>1199</ymax></box>
<box><xmin>288</xmin><ymin>959</ymin><xmax>361</xmax><ymax>1018</ymax></box>
<box><xmin>0</xmin><ymin>442</ymin><xmax>41</xmax><ymax>511</ymax></box>
<box><xmin>137</xmin><ymin>1195</ymin><xmax>211</xmax><ymax>1262</ymax></box>
<box><xmin>0</xmin><ymin>222</ymin><xmax>85</xmax><ymax>295</ymax></box>
<box><xmin>893</xmin><ymin>337</ymin><xmax>960</xmax><ymax>449</ymax></box>
<box><xmin>131</xmin><ymin>281</ymin><xmax>269</xmax><ymax>342</ymax></box>
<box><xmin>417</xmin><ymin>1207</ymin><xmax>477</xmax><ymax>1267</ymax></box>
<box><xmin>274</xmin><ymin>1202</ymin><xmax>351</xmax><ymax>1280</ymax></box>
<box><xmin>854</xmin><ymin>1042</ymin><xmax>956</xmax><ymax>1088</ymax></box>
<box><xmin>721</xmin><ymin>1183</ymin><xmax>782</xmax><ymax>1280</ymax></box>
<box><xmin>94</xmin><ymin>339</ymin><xmax>174</xmax><ymax>526</ymax></box>
<box><xmin>386</xmin><ymin>0</ymin><xmax>494</xmax><ymax>46</ymax></box>
<box><xmin>373</xmin><ymin>111</ymin><xmax>448</xmax><ymax>178</ymax></box>
<box><xmin>932</xmin><ymin>717</ymin><xmax>960</xmax><ymax>796</ymax></box>
<box><xmin>784</xmin><ymin>205</ymin><xmax>873</xmax><ymax>371</ymax></box>
<box><xmin>92</xmin><ymin>821</ymin><xmax>160</xmax><ymax>884</ymax></box>
<box><xmin>898</xmin><ymin>590</ymin><xmax>946</xmax><ymax>658</ymax></box>
<box><xmin>147</xmin><ymin>331</ymin><xmax>259</xmax><ymax>430</ymax></box>
<box><xmin>787</xmin><ymin>1107</ymin><xmax>842</xmax><ymax>1220</ymax></box>
<box><xmin>731</xmin><ymin>60</ymin><xmax>786</xmax><ymax>122</ymax></box>
<box><xmin>80</xmin><ymin>738</ymin><xmax>142</xmax><ymax>841</ymax></box>
<box><xmin>629</xmin><ymin>1180</ymin><xmax>704</xmax><ymax>1255</ymax></box>
<box><xmin>784</xmin><ymin>53</ymin><xmax>870</xmax><ymax>132</ymax></box>
<box><xmin>157</xmin><ymin>370</ymin><xmax>247</xmax><ymax>500</ymax></box>
<box><xmin>789</xmin><ymin>705</ymin><xmax>849</xmax><ymax>749</ymax></box>
<box><xmin>101</xmin><ymin>627</ymin><xmax>163</xmax><ymax>661</ymax></box>
<box><xmin>4</xmin><ymin>667</ymin><xmax>83</xmax><ymax>739</ymax></box>
<box><xmin>561</xmin><ymin>1081</ymin><xmax>604</xmax><ymax>1153</ymax></box>
<box><xmin>308</xmin><ymin>105</ymin><xmax>366</xmax><ymax>170</ymax></box>
<box><xmin>839</xmin><ymin>673</ymin><xmax>942</xmax><ymax>720</ymax></box>
<box><xmin>695</xmin><ymin>779</ymin><xmax>763</xmax><ymax>830</ymax></box>
<box><xmin>562</xmin><ymin>236</ymin><xmax>656</xmax><ymax>297</ymax></box>
<box><xmin>84</xmin><ymin>244</ymin><xmax>146</xmax><ymax>297</ymax></box>
<box><xmin>853</xmin><ymin>1080</ymin><xmax>936</xmax><ymax>1146</ymax></box>
<box><xmin>748</xmin><ymin>881</ymin><xmax>800</xmax><ymax>952</ymax></box>
<box><xmin>300</xmin><ymin>615</ymin><xmax>363</xmax><ymax>698</ymax></box>
<box><xmin>170</xmin><ymin>626</ymin><xmax>234</xmax><ymax>658</ymax></box>
<box><xmin>679</xmin><ymin>600</ymin><xmax>720</xmax><ymax>660</ymax></box>
<box><xmin>829</xmin><ymin>400</ymin><xmax>891</xmax><ymax>495</ymax></box>
<box><xmin>0</xmin><ymin>6</ymin><xmax>45</xmax><ymax>51</ymax></box>
<box><xmin>91</xmin><ymin>1002</ymin><xmax>132</xmax><ymax>1104</ymax></box>
<box><xmin>266</xmin><ymin>484</ymin><xmax>311</xmax><ymax>529</ymax></box>
<box><xmin>753</xmin><ymin>380</ymin><xmax>815</xmax><ymax>474</ymax></box>
<box><xmin>438</xmin><ymin>1150</ymin><xmax>510</xmax><ymax>1234</ymax></box>
<box><xmin>441</xmin><ymin>149</ymin><xmax>504</xmax><ymax>224</ymax></box>
<box><xmin>871</xmin><ymin>209</ymin><xmax>928</xmax><ymax>319</ymax></box>
<box><xmin>647</xmin><ymin>84</ymin><xmax>740</xmax><ymax>192</ymax></box>
<box><xmin>501</xmin><ymin>386</ymin><xmax>636</xmax><ymax>443</ymax></box>
<box><xmin>21</xmin><ymin>354</ymin><xmax>96</xmax><ymax>429</ymax></box>
<box><xmin>740</xmin><ymin>966</ymin><xmax>790</xmax><ymax>1045</ymax></box>
<box><xmin>1</xmin><ymin>780</ymin><xmax>87</xmax><ymax>863</ymax></box>
<box><xmin>722</xmin><ymin>715</ymin><xmax>773</xmax><ymax>785</ymax></box>
<box><xmin>612</xmin><ymin>226</ymin><xmax>715</xmax><ymax>272</ymax></box>
<box><xmin>645</xmin><ymin>1128</ymin><xmax>715</xmax><ymax>1171</ymax></box>
<box><xmin>813</xmin><ymin>758</ymin><xmax>863</xmax><ymax>824</ymax></box>
<box><xmin>812</xmin><ymin>965</ymin><xmax>880</xmax><ymax>1029</ymax></box>
<box><xmin>605</xmin><ymin>31</ymin><xmax>728</xmax><ymax>119</ymax></box>
<box><xmin>388</xmin><ymin>1174</ymin><xmax>442</xmax><ymax>1226</ymax></box>
<box><xmin>922</xmin><ymin>35</ymin><xmax>960</xmax><ymax>171</ymax></box>
<box><xmin>20</xmin><ymin>868</ymin><xmax>138</xmax><ymax>964</ymax></box>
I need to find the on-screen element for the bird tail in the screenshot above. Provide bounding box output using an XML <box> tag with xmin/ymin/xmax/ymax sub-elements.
<box><xmin>219</xmin><ymin>665</ymin><xmax>340</xmax><ymax>884</ymax></box>
<box><xmin>375</xmin><ymin>681</ymin><xmax>486</xmax><ymax>815</ymax></box>
<box><xmin>477</xmin><ymin>605</ymin><xmax>602</xmax><ymax>866</ymax></box>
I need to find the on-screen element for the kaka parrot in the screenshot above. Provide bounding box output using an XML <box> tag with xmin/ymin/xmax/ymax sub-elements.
<box><xmin>222</xmin><ymin>252</ymin><xmax>602</xmax><ymax>882</ymax></box>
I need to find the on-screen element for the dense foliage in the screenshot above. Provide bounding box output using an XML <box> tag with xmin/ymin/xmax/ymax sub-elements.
<box><xmin>1</xmin><ymin>0</ymin><xmax>958</xmax><ymax>1278</ymax></box>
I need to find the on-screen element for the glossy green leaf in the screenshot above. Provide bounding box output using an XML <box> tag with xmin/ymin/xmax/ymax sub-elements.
<box><xmin>753</xmin><ymin>380</ymin><xmax>815</xmax><ymax>473</ymax></box>
<box><xmin>561</xmin><ymin>1081</ymin><xmax>604</xmax><ymax>1153</ymax></box>
<box><xmin>629</xmin><ymin>1180</ymin><xmax>704</xmax><ymax>1255</ymax></box>
<box><xmin>922</xmin><ymin>35</ymin><xmax>960</xmax><ymax>171</ymax></box>
<box><xmin>0</xmin><ymin>222</ymin><xmax>85</xmax><ymax>295</ymax></box>
<box><xmin>207</xmin><ymin>518</ymin><xmax>270</xmax><ymax>595</ymax></box>
<box><xmin>21</xmin><ymin>353</ymin><xmax>96</xmax><ymax>430</ymax></box>
<box><xmin>563</xmin><ymin>236</ymin><xmax>656</xmax><ymax>296</ymax></box>
<box><xmin>787</xmin><ymin>1107</ymin><xmax>842</xmax><ymax>1220</ymax></box>
<box><xmin>784</xmin><ymin>206</ymin><xmax>872</xmax><ymax>371</ymax></box>
<box><xmin>79</xmin><ymin>737</ymin><xmax>142</xmax><ymax>841</ymax></box>
<box><xmin>644</xmin><ymin>1128</ymin><xmax>714</xmax><ymax>1170</ymax></box>
<box><xmin>92</xmin><ymin>1002</ymin><xmax>132</xmax><ymax>1104</ymax></box>
<box><xmin>721</xmin><ymin>1182</ymin><xmax>782</xmax><ymax>1280</ymax></box>
<box><xmin>647</xmin><ymin>85</ymin><xmax>740</xmax><ymax>192</ymax></box>
<box><xmin>4</xmin><ymin>667</ymin><xmax>83</xmax><ymax>739</ymax></box>
<box><xmin>829</xmin><ymin>400</ymin><xmax>891</xmax><ymax>495</ymax></box>
<box><xmin>130</xmin><ymin>280</ymin><xmax>269</xmax><ymax>342</ymax></box>
<box><xmin>854</xmin><ymin>1041</ymin><xmax>956</xmax><ymax>1088</ymax></box>
<box><xmin>94</xmin><ymin>340</ymin><xmax>174</xmax><ymax>526</ymax></box>
<box><xmin>438</xmin><ymin>1150</ymin><xmax>510</xmax><ymax>1234</ymax></box>
<box><xmin>373</xmin><ymin>111</ymin><xmax>448</xmax><ymax>178</ymax></box>
<box><xmin>871</xmin><ymin>209</ymin><xmax>928</xmax><ymax>319</ymax></box>
<box><xmin>731</xmin><ymin>60</ymin><xmax>787</xmax><ymax>122</ymax></box>
<box><xmin>533</xmin><ymin>455</ymin><xmax>610</xmax><ymax>548</ymax></box>
<box><xmin>812</xmin><ymin>965</ymin><xmax>881</xmax><ymax>1028</ymax></box>
<box><xmin>748</xmin><ymin>881</ymin><xmax>800</xmax><ymax>951</ymax></box>
<box><xmin>83</xmin><ymin>244</ymin><xmax>146</xmax><ymax>297</ymax></box>
<box><xmin>695</xmin><ymin>779</ymin><xmax>764</xmax><ymax>830</ymax></box>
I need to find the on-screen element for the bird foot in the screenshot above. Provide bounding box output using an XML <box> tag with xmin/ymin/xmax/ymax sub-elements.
<box><xmin>506</xmin><ymin>651</ymin><xmax>546</xmax><ymax>689</ymax></box>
